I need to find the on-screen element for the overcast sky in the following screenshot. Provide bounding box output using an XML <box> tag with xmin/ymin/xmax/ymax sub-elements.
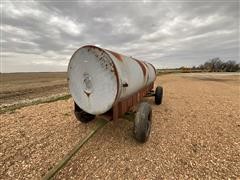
<box><xmin>1</xmin><ymin>0</ymin><xmax>239</xmax><ymax>72</ymax></box>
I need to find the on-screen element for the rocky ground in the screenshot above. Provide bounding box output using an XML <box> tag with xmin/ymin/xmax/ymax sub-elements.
<box><xmin>0</xmin><ymin>73</ymin><xmax>239</xmax><ymax>179</ymax></box>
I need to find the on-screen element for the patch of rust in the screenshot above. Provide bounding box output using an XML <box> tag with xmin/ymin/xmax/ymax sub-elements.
<box><xmin>86</xmin><ymin>46</ymin><xmax>120</xmax><ymax>104</ymax></box>
<box><xmin>106</xmin><ymin>50</ymin><xmax>123</xmax><ymax>61</ymax></box>
<box><xmin>99</xmin><ymin>54</ymin><xmax>114</xmax><ymax>71</ymax></box>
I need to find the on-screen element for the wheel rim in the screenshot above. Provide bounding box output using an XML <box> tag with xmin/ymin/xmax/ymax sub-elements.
<box><xmin>146</xmin><ymin>111</ymin><xmax>152</xmax><ymax>138</ymax></box>
<box><xmin>146</xmin><ymin>119</ymin><xmax>151</xmax><ymax>137</ymax></box>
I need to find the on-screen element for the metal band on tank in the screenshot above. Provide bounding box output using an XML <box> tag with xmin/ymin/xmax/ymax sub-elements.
<box><xmin>101</xmin><ymin>49</ymin><xmax>121</xmax><ymax>104</ymax></box>
<box><xmin>148</xmin><ymin>63</ymin><xmax>157</xmax><ymax>75</ymax></box>
<box><xmin>132</xmin><ymin>58</ymin><xmax>147</xmax><ymax>78</ymax></box>
<box><xmin>106</xmin><ymin>50</ymin><xmax>123</xmax><ymax>62</ymax></box>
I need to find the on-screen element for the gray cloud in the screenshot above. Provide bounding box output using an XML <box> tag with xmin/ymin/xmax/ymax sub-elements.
<box><xmin>1</xmin><ymin>0</ymin><xmax>239</xmax><ymax>72</ymax></box>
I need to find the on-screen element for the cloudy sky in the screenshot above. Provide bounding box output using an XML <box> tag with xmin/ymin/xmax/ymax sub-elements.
<box><xmin>1</xmin><ymin>0</ymin><xmax>239</xmax><ymax>72</ymax></box>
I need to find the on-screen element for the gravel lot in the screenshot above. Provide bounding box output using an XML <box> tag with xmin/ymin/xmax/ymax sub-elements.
<box><xmin>0</xmin><ymin>73</ymin><xmax>239</xmax><ymax>179</ymax></box>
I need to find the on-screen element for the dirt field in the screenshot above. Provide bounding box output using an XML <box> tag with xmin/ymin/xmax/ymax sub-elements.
<box><xmin>0</xmin><ymin>73</ymin><xmax>239</xmax><ymax>179</ymax></box>
<box><xmin>0</xmin><ymin>72</ymin><xmax>67</xmax><ymax>105</ymax></box>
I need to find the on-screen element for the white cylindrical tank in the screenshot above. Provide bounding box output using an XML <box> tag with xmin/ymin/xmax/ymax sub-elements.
<box><xmin>68</xmin><ymin>45</ymin><xmax>156</xmax><ymax>115</ymax></box>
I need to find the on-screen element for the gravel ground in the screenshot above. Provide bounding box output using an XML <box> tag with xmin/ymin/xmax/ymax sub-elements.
<box><xmin>0</xmin><ymin>73</ymin><xmax>239</xmax><ymax>179</ymax></box>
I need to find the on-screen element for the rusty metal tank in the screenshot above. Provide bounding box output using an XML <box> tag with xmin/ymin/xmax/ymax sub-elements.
<box><xmin>68</xmin><ymin>45</ymin><xmax>156</xmax><ymax>115</ymax></box>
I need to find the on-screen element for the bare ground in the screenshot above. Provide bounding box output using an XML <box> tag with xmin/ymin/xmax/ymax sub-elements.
<box><xmin>0</xmin><ymin>73</ymin><xmax>239</xmax><ymax>179</ymax></box>
<box><xmin>0</xmin><ymin>72</ymin><xmax>67</xmax><ymax>105</ymax></box>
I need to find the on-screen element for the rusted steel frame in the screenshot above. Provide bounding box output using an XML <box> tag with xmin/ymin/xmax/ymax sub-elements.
<box><xmin>145</xmin><ymin>91</ymin><xmax>155</xmax><ymax>97</ymax></box>
<box><xmin>107</xmin><ymin>82</ymin><xmax>154</xmax><ymax>121</ymax></box>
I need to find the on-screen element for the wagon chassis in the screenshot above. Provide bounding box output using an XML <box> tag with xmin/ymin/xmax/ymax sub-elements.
<box><xmin>74</xmin><ymin>82</ymin><xmax>163</xmax><ymax>143</ymax></box>
<box><xmin>110</xmin><ymin>82</ymin><xmax>155</xmax><ymax>121</ymax></box>
<box><xmin>43</xmin><ymin>84</ymin><xmax>162</xmax><ymax>179</ymax></box>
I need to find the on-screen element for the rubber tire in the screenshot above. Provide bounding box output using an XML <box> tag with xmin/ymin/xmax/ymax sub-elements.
<box><xmin>133</xmin><ymin>102</ymin><xmax>152</xmax><ymax>143</ymax></box>
<box><xmin>74</xmin><ymin>102</ymin><xmax>95</xmax><ymax>123</ymax></box>
<box><xmin>155</xmin><ymin>86</ymin><xmax>163</xmax><ymax>105</ymax></box>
